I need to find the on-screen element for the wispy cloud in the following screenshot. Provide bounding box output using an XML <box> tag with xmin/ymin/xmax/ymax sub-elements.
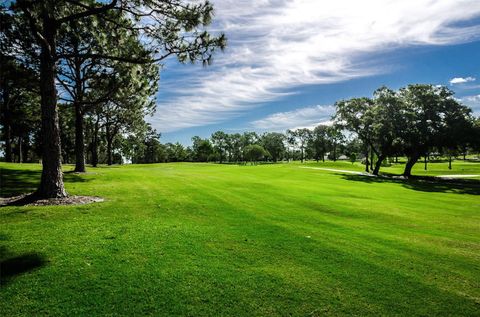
<box><xmin>251</xmin><ymin>105</ymin><xmax>334</xmax><ymax>131</ymax></box>
<box><xmin>449</xmin><ymin>76</ymin><xmax>476</xmax><ymax>85</ymax></box>
<box><xmin>150</xmin><ymin>0</ymin><xmax>480</xmax><ymax>132</ymax></box>
<box><xmin>459</xmin><ymin>94</ymin><xmax>480</xmax><ymax>114</ymax></box>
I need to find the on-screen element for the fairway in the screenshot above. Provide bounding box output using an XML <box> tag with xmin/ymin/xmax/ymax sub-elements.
<box><xmin>1</xmin><ymin>162</ymin><xmax>479</xmax><ymax>316</ymax></box>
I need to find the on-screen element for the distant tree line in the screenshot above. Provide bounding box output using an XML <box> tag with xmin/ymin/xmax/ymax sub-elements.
<box><xmin>100</xmin><ymin>84</ymin><xmax>480</xmax><ymax>176</ymax></box>
<box><xmin>59</xmin><ymin>83</ymin><xmax>477</xmax><ymax>177</ymax></box>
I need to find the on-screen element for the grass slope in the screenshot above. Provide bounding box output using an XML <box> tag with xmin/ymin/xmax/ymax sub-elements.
<box><xmin>1</xmin><ymin>162</ymin><xmax>479</xmax><ymax>316</ymax></box>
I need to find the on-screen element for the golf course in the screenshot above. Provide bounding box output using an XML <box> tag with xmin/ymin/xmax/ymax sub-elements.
<box><xmin>1</xmin><ymin>161</ymin><xmax>479</xmax><ymax>316</ymax></box>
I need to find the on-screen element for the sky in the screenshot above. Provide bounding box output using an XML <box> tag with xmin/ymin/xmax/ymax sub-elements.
<box><xmin>147</xmin><ymin>0</ymin><xmax>480</xmax><ymax>145</ymax></box>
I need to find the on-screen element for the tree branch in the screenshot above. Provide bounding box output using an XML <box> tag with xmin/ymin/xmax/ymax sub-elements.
<box><xmin>58</xmin><ymin>53</ymin><xmax>152</xmax><ymax>64</ymax></box>
<box><xmin>57</xmin><ymin>0</ymin><xmax>118</xmax><ymax>25</ymax></box>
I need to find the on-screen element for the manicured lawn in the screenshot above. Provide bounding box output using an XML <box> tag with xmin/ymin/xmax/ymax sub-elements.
<box><xmin>1</xmin><ymin>162</ymin><xmax>479</xmax><ymax>316</ymax></box>
<box><xmin>306</xmin><ymin>158</ymin><xmax>480</xmax><ymax>178</ymax></box>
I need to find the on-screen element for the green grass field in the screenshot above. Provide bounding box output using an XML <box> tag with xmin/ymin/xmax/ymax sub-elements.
<box><xmin>1</xmin><ymin>161</ymin><xmax>479</xmax><ymax>316</ymax></box>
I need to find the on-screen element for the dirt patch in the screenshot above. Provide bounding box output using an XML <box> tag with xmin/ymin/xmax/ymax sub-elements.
<box><xmin>0</xmin><ymin>194</ymin><xmax>104</xmax><ymax>207</ymax></box>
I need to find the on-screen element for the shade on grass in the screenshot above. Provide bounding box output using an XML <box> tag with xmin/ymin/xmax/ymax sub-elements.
<box><xmin>1</xmin><ymin>162</ymin><xmax>479</xmax><ymax>316</ymax></box>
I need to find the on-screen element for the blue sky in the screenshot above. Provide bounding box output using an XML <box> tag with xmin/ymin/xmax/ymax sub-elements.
<box><xmin>147</xmin><ymin>0</ymin><xmax>480</xmax><ymax>145</ymax></box>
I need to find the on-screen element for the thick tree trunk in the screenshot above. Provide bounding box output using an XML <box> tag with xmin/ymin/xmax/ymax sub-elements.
<box><xmin>74</xmin><ymin>102</ymin><xmax>86</xmax><ymax>172</ymax></box>
<box><xmin>36</xmin><ymin>17</ymin><xmax>67</xmax><ymax>198</ymax></box>
<box><xmin>403</xmin><ymin>154</ymin><xmax>420</xmax><ymax>177</ymax></box>
<box><xmin>372</xmin><ymin>154</ymin><xmax>386</xmax><ymax>175</ymax></box>
<box><xmin>448</xmin><ymin>156</ymin><xmax>452</xmax><ymax>170</ymax></box>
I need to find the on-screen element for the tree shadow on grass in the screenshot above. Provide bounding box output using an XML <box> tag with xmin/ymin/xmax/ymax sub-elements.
<box><xmin>0</xmin><ymin>167</ymin><xmax>89</xmax><ymax>198</ymax></box>
<box><xmin>0</xmin><ymin>246</ymin><xmax>47</xmax><ymax>286</ymax></box>
<box><xmin>340</xmin><ymin>174</ymin><xmax>480</xmax><ymax>195</ymax></box>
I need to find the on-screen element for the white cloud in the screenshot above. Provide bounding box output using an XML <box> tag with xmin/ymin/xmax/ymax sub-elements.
<box><xmin>449</xmin><ymin>76</ymin><xmax>476</xmax><ymax>85</ymax></box>
<box><xmin>461</xmin><ymin>95</ymin><xmax>480</xmax><ymax>102</ymax></box>
<box><xmin>150</xmin><ymin>0</ymin><xmax>480</xmax><ymax>132</ymax></box>
<box><xmin>459</xmin><ymin>94</ymin><xmax>480</xmax><ymax>114</ymax></box>
<box><xmin>251</xmin><ymin>105</ymin><xmax>335</xmax><ymax>131</ymax></box>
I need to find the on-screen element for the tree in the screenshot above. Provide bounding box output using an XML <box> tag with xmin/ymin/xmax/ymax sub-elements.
<box><xmin>287</xmin><ymin>128</ymin><xmax>311</xmax><ymax>163</ymax></box>
<box><xmin>0</xmin><ymin>57</ymin><xmax>40</xmax><ymax>163</ymax></box>
<box><xmin>192</xmin><ymin>136</ymin><xmax>213</xmax><ymax>162</ymax></box>
<box><xmin>243</xmin><ymin>144</ymin><xmax>268</xmax><ymax>164</ymax></box>
<box><xmin>165</xmin><ymin>142</ymin><xmax>188</xmax><ymax>162</ymax></box>
<box><xmin>335</xmin><ymin>92</ymin><xmax>398</xmax><ymax>175</ymax></box>
<box><xmin>397</xmin><ymin>85</ymin><xmax>468</xmax><ymax>177</ymax></box>
<box><xmin>325</xmin><ymin>126</ymin><xmax>344</xmax><ymax>162</ymax></box>
<box><xmin>335</xmin><ymin>97</ymin><xmax>375</xmax><ymax>172</ymax></box>
<box><xmin>260</xmin><ymin>132</ymin><xmax>285</xmax><ymax>162</ymax></box>
<box><xmin>130</xmin><ymin>126</ymin><xmax>166</xmax><ymax>163</ymax></box>
<box><xmin>226</xmin><ymin>133</ymin><xmax>242</xmax><ymax>162</ymax></box>
<box><xmin>55</xmin><ymin>12</ymin><xmax>152</xmax><ymax>172</ymax></box>
<box><xmin>440</xmin><ymin>96</ymin><xmax>475</xmax><ymax>170</ymax></box>
<box><xmin>344</xmin><ymin>137</ymin><xmax>362</xmax><ymax>165</ymax></box>
<box><xmin>5</xmin><ymin>0</ymin><xmax>226</xmax><ymax>198</ymax></box>
<box><xmin>369</xmin><ymin>86</ymin><xmax>403</xmax><ymax>175</ymax></box>
<box><xmin>211</xmin><ymin>131</ymin><xmax>228</xmax><ymax>163</ymax></box>
<box><xmin>308</xmin><ymin>125</ymin><xmax>329</xmax><ymax>162</ymax></box>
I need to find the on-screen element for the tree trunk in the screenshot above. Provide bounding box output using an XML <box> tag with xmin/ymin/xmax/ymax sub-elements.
<box><xmin>365</xmin><ymin>150</ymin><xmax>369</xmax><ymax>173</ymax></box>
<box><xmin>91</xmin><ymin>114</ymin><xmax>100</xmax><ymax>167</ymax></box>
<box><xmin>73</xmin><ymin>102</ymin><xmax>86</xmax><ymax>172</ymax></box>
<box><xmin>333</xmin><ymin>143</ymin><xmax>337</xmax><ymax>162</ymax></box>
<box><xmin>3</xmin><ymin>89</ymin><xmax>13</xmax><ymax>162</ymax></box>
<box><xmin>36</xmin><ymin>17</ymin><xmax>67</xmax><ymax>198</ymax></box>
<box><xmin>73</xmin><ymin>48</ymin><xmax>86</xmax><ymax>172</ymax></box>
<box><xmin>448</xmin><ymin>155</ymin><xmax>452</xmax><ymax>170</ymax></box>
<box><xmin>105</xmin><ymin>118</ymin><xmax>113</xmax><ymax>165</ymax></box>
<box><xmin>4</xmin><ymin>124</ymin><xmax>12</xmax><ymax>162</ymax></box>
<box><xmin>370</xmin><ymin>147</ymin><xmax>374</xmax><ymax>170</ymax></box>
<box><xmin>18</xmin><ymin>136</ymin><xmax>23</xmax><ymax>163</ymax></box>
<box><xmin>403</xmin><ymin>154</ymin><xmax>420</xmax><ymax>177</ymax></box>
<box><xmin>372</xmin><ymin>154</ymin><xmax>386</xmax><ymax>175</ymax></box>
<box><xmin>106</xmin><ymin>131</ymin><xmax>113</xmax><ymax>166</ymax></box>
<box><xmin>424</xmin><ymin>154</ymin><xmax>428</xmax><ymax>171</ymax></box>
<box><xmin>107</xmin><ymin>139</ymin><xmax>113</xmax><ymax>165</ymax></box>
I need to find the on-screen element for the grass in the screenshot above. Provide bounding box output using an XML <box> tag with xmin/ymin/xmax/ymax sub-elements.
<box><xmin>306</xmin><ymin>158</ymin><xmax>480</xmax><ymax>178</ymax></box>
<box><xmin>1</xmin><ymin>161</ymin><xmax>479</xmax><ymax>316</ymax></box>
